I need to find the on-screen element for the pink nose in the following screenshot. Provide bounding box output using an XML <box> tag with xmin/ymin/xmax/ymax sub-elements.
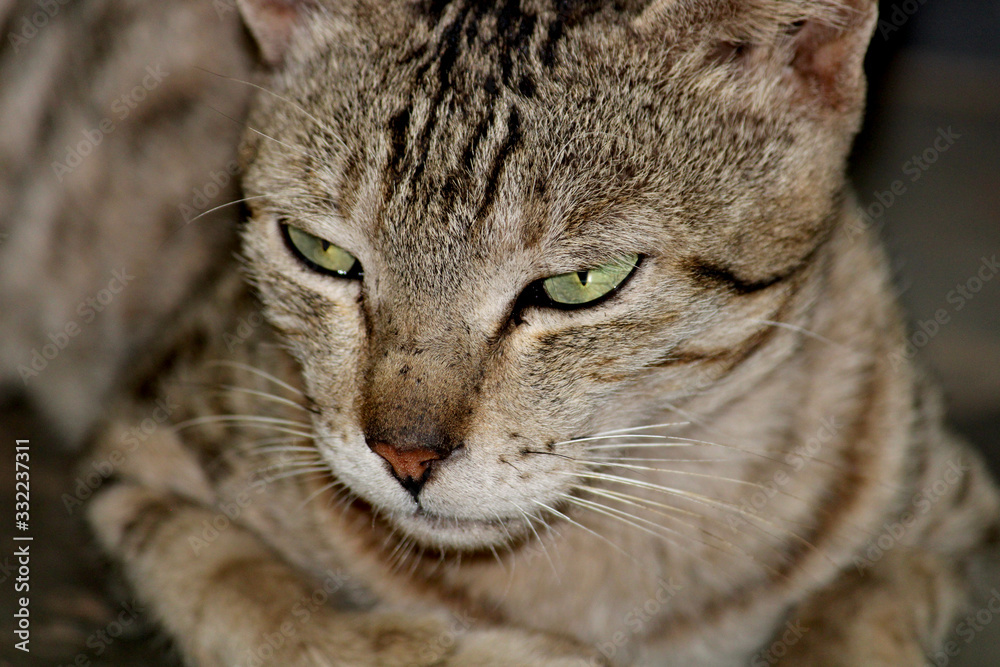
<box><xmin>369</xmin><ymin>442</ymin><xmax>449</xmax><ymax>497</ymax></box>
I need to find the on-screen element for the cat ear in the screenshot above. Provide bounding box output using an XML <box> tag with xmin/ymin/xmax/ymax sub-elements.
<box><xmin>780</xmin><ymin>1</ymin><xmax>878</xmax><ymax>109</ymax></box>
<box><xmin>635</xmin><ymin>0</ymin><xmax>878</xmax><ymax>110</ymax></box>
<box><xmin>236</xmin><ymin>0</ymin><xmax>314</xmax><ymax>65</ymax></box>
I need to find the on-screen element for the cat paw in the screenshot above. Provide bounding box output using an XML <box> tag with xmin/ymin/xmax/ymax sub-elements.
<box><xmin>446</xmin><ymin>628</ymin><xmax>607</xmax><ymax>666</ymax></box>
<box><xmin>265</xmin><ymin>609</ymin><xmax>455</xmax><ymax>667</ymax></box>
<box><xmin>86</xmin><ymin>482</ymin><xmax>165</xmax><ymax>556</ymax></box>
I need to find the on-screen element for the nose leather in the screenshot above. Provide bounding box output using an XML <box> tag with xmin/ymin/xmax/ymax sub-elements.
<box><xmin>369</xmin><ymin>441</ymin><xmax>450</xmax><ymax>498</ymax></box>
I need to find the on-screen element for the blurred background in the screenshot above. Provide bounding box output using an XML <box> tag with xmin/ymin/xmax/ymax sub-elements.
<box><xmin>1</xmin><ymin>1</ymin><xmax>999</xmax><ymax>664</ymax></box>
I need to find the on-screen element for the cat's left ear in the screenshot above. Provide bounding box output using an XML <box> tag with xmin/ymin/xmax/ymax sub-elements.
<box><xmin>636</xmin><ymin>0</ymin><xmax>879</xmax><ymax>111</ymax></box>
<box><xmin>237</xmin><ymin>0</ymin><xmax>315</xmax><ymax>65</ymax></box>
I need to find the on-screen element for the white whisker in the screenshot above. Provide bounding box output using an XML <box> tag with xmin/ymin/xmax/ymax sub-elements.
<box><xmin>749</xmin><ymin>318</ymin><xmax>848</xmax><ymax>351</ymax></box>
<box><xmin>585</xmin><ymin>421</ymin><xmax>690</xmax><ymax>438</ymax></box>
<box><xmin>558</xmin><ymin>470</ymin><xmax>830</xmax><ymax>563</ymax></box>
<box><xmin>513</xmin><ymin>502</ymin><xmax>560</xmax><ymax>582</ymax></box>
<box><xmin>299</xmin><ymin>478</ymin><xmax>345</xmax><ymax>509</ymax></box>
<box><xmin>207</xmin><ymin>360</ymin><xmax>306</xmax><ymax>397</ymax></box>
<box><xmin>217</xmin><ymin>384</ymin><xmax>315</xmax><ymax>413</ymax></box>
<box><xmin>174</xmin><ymin>414</ymin><xmax>310</xmax><ymax>429</ymax></box>
<box><xmin>264</xmin><ymin>467</ymin><xmax>332</xmax><ymax>483</ymax></box>
<box><xmin>194</xmin><ymin>67</ymin><xmax>349</xmax><ymax>151</ymax></box>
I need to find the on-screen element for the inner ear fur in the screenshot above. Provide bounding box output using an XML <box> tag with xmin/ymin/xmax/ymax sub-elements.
<box><xmin>237</xmin><ymin>0</ymin><xmax>316</xmax><ymax>65</ymax></box>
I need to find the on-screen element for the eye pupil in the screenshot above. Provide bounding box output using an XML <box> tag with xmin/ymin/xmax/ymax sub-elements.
<box><xmin>536</xmin><ymin>254</ymin><xmax>640</xmax><ymax>308</ymax></box>
<box><xmin>282</xmin><ymin>223</ymin><xmax>362</xmax><ymax>279</ymax></box>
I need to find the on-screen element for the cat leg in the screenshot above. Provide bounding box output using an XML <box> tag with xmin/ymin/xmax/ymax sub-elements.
<box><xmin>88</xmin><ymin>481</ymin><xmax>459</xmax><ymax>666</ymax></box>
<box><xmin>89</xmin><ymin>479</ymin><xmax>602</xmax><ymax>666</ymax></box>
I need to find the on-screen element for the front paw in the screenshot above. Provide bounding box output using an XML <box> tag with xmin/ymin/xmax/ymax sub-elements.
<box><xmin>264</xmin><ymin>609</ymin><xmax>456</xmax><ymax>667</ymax></box>
<box><xmin>446</xmin><ymin>628</ymin><xmax>606</xmax><ymax>666</ymax></box>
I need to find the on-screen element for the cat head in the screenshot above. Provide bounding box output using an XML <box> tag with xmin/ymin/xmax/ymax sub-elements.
<box><xmin>235</xmin><ymin>0</ymin><xmax>877</xmax><ymax>550</ymax></box>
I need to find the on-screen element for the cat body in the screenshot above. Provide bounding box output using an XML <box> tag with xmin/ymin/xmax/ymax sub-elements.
<box><xmin>0</xmin><ymin>0</ymin><xmax>254</xmax><ymax>444</ymax></box>
<box><xmin>84</xmin><ymin>1</ymin><xmax>999</xmax><ymax>665</ymax></box>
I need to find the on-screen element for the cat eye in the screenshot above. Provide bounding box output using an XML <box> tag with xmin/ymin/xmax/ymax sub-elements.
<box><xmin>539</xmin><ymin>254</ymin><xmax>640</xmax><ymax>307</ymax></box>
<box><xmin>282</xmin><ymin>224</ymin><xmax>362</xmax><ymax>278</ymax></box>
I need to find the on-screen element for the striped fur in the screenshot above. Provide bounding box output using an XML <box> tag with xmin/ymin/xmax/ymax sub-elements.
<box><xmin>81</xmin><ymin>1</ymin><xmax>998</xmax><ymax>665</ymax></box>
<box><xmin>0</xmin><ymin>0</ymin><xmax>254</xmax><ymax>443</ymax></box>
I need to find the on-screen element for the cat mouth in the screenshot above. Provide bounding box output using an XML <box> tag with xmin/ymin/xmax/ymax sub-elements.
<box><xmin>389</xmin><ymin>506</ymin><xmax>528</xmax><ymax>549</ymax></box>
<box><xmin>411</xmin><ymin>507</ymin><xmax>509</xmax><ymax>530</ymax></box>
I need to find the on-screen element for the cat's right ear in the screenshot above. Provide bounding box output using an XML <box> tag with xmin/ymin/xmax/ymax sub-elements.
<box><xmin>237</xmin><ymin>0</ymin><xmax>314</xmax><ymax>65</ymax></box>
<box><xmin>634</xmin><ymin>0</ymin><xmax>879</xmax><ymax>113</ymax></box>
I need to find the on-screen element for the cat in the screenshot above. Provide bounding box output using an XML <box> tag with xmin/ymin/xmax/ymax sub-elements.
<box><xmin>83</xmin><ymin>0</ymin><xmax>1000</xmax><ymax>665</ymax></box>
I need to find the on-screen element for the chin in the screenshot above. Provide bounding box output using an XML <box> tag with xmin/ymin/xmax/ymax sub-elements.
<box><xmin>392</xmin><ymin>510</ymin><xmax>528</xmax><ymax>551</ymax></box>
<box><xmin>386</xmin><ymin>507</ymin><xmax>526</xmax><ymax>551</ymax></box>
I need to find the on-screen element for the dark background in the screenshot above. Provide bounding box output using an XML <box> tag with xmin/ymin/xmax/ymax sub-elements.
<box><xmin>2</xmin><ymin>2</ymin><xmax>999</xmax><ymax>664</ymax></box>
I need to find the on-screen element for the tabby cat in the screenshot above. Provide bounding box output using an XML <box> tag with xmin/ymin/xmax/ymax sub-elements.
<box><xmin>85</xmin><ymin>0</ymin><xmax>1000</xmax><ymax>665</ymax></box>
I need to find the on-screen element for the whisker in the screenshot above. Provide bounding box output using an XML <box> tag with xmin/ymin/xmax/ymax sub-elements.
<box><xmin>263</xmin><ymin>467</ymin><xmax>333</xmax><ymax>483</ymax></box>
<box><xmin>513</xmin><ymin>502</ymin><xmax>560</xmax><ymax>583</ymax></box>
<box><xmin>181</xmin><ymin>194</ymin><xmax>271</xmax><ymax>227</ymax></box>
<box><xmin>531</xmin><ymin>499</ymin><xmax>643</xmax><ymax>570</ymax></box>
<box><xmin>558</xmin><ymin>470</ymin><xmax>831</xmax><ymax>564</ymax></box>
<box><xmin>173</xmin><ymin>415</ymin><xmax>310</xmax><ymax>429</ymax></box>
<box><xmin>562</xmin><ymin>496</ymin><xmax>743</xmax><ymax>580</ymax></box>
<box><xmin>206</xmin><ymin>360</ymin><xmax>306</xmax><ymax>397</ymax></box>
<box><xmin>216</xmin><ymin>384</ymin><xmax>317</xmax><ymax>414</ymax></box>
<box><xmin>193</xmin><ymin>66</ymin><xmax>349</xmax><ymax>151</ymax></box>
<box><xmin>590</xmin><ymin>456</ymin><xmax>736</xmax><ymax>464</ymax></box>
<box><xmin>580</xmin><ymin>421</ymin><xmax>690</xmax><ymax>438</ymax></box>
<box><xmin>246</xmin><ymin>445</ymin><xmax>318</xmax><ymax>457</ymax></box>
<box><xmin>557</xmin><ymin>434</ymin><xmax>687</xmax><ymax>446</ymax></box>
<box><xmin>566</xmin><ymin>494</ymin><xmax>770</xmax><ymax>581</ymax></box>
<box><xmin>583</xmin><ymin>460</ymin><xmax>803</xmax><ymax>496</ymax></box>
<box><xmin>576</xmin><ymin>486</ymin><xmax>792</xmax><ymax>574</ymax></box>
<box><xmin>203</xmin><ymin>103</ymin><xmax>324</xmax><ymax>163</ymax></box>
<box><xmin>298</xmin><ymin>478</ymin><xmax>345</xmax><ymax>509</ymax></box>
<box><xmin>261</xmin><ymin>454</ymin><xmax>323</xmax><ymax>469</ymax></box>
<box><xmin>582</xmin><ymin>438</ymin><xmax>844</xmax><ymax>470</ymax></box>
<box><xmin>748</xmin><ymin>318</ymin><xmax>849</xmax><ymax>351</ymax></box>
<box><xmin>254</xmin><ymin>458</ymin><xmax>325</xmax><ymax>475</ymax></box>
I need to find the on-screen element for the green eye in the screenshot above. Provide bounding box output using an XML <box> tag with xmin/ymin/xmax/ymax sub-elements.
<box><xmin>541</xmin><ymin>254</ymin><xmax>640</xmax><ymax>306</ymax></box>
<box><xmin>284</xmin><ymin>224</ymin><xmax>361</xmax><ymax>277</ymax></box>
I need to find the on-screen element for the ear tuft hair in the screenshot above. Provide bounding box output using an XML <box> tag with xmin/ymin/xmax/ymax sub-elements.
<box><xmin>237</xmin><ymin>0</ymin><xmax>314</xmax><ymax>65</ymax></box>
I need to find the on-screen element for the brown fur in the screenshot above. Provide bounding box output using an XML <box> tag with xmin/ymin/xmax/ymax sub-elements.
<box><xmin>79</xmin><ymin>1</ymin><xmax>998</xmax><ymax>665</ymax></box>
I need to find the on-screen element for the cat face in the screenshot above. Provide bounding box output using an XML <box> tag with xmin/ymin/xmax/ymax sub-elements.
<box><xmin>238</xmin><ymin>0</ymin><xmax>875</xmax><ymax>549</ymax></box>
